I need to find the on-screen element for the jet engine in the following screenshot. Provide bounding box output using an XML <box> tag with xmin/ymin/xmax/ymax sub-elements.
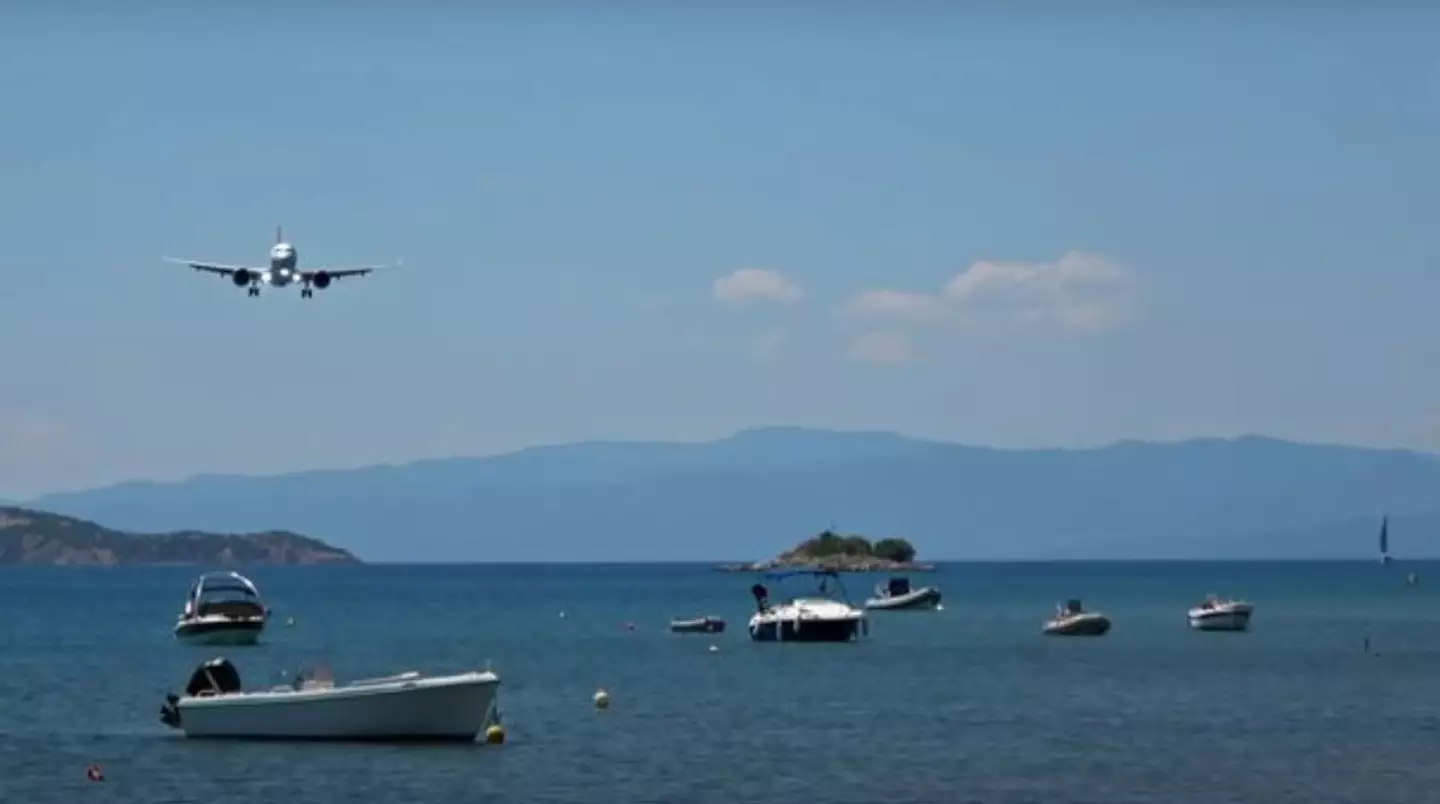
<box><xmin>231</xmin><ymin>269</ymin><xmax>252</xmax><ymax>287</ymax></box>
<box><xmin>311</xmin><ymin>271</ymin><xmax>331</xmax><ymax>289</ymax></box>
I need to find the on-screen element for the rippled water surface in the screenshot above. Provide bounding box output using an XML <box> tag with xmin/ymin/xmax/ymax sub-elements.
<box><xmin>4</xmin><ymin>561</ymin><xmax>1440</xmax><ymax>803</ymax></box>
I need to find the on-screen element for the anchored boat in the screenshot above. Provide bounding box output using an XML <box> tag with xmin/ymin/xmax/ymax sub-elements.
<box><xmin>1187</xmin><ymin>594</ymin><xmax>1254</xmax><ymax>631</ymax></box>
<box><xmin>159</xmin><ymin>657</ymin><xmax>502</xmax><ymax>742</ymax></box>
<box><xmin>173</xmin><ymin>571</ymin><xmax>269</xmax><ymax>646</ymax></box>
<box><xmin>1042</xmin><ymin>599</ymin><xmax>1111</xmax><ymax>636</ymax></box>
<box><xmin>864</xmin><ymin>576</ymin><xmax>942</xmax><ymax>611</ymax></box>
<box><xmin>669</xmin><ymin>615</ymin><xmax>726</xmax><ymax>634</ymax></box>
<box><xmin>747</xmin><ymin>568</ymin><xmax>868</xmax><ymax>643</ymax></box>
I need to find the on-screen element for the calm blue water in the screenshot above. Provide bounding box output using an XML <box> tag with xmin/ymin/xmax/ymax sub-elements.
<box><xmin>3</xmin><ymin>561</ymin><xmax>1440</xmax><ymax>803</ymax></box>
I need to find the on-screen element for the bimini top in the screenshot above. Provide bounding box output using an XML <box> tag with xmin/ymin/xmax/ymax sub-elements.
<box><xmin>760</xmin><ymin>567</ymin><xmax>842</xmax><ymax>582</ymax></box>
<box><xmin>190</xmin><ymin>571</ymin><xmax>261</xmax><ymax>600</ymax></box>
<box><xmin>757</xmin><ymin>567</ymin><xmax>854</xmax><ymax>604</ymax></box>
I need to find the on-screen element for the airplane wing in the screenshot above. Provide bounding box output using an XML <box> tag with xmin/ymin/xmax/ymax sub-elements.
<box><xmin>301</xmin><ymin>261</ymin><xmax>403</xmax><ymax>281</ymax></box>
<box><xmin>162</xmin><ymin>257</ymin><xmax>266</xmax><ymax>277</ymax></box>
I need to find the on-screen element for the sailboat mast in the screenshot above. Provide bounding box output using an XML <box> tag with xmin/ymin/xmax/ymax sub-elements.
<box><xmin>1379</xmin><ymin>515</ymin><xmax>1391</xmax><ymax>564</ymax></box>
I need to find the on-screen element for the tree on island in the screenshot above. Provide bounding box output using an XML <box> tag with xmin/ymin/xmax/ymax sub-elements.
<box><xmin>872</xmin><ymin>537</ymin><xmax>917</xmax><ymax>564</ymax></box>
<box><xmin>789</xmin><ymin>530</ymin><xmax>918</xmax><ymax>564</ymax></box>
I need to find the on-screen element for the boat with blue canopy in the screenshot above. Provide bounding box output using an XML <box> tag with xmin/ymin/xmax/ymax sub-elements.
<box><xmin>746</xmin><ymin>567</ymin><xmax>868</xmax><ymax>643</ymax></box>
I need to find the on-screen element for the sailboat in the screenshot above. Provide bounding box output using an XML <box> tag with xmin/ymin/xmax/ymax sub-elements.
<box><xmin>1379</xmin><ymin>515</ymin><xmax>1392</xmax><ymax>565</ymax></box>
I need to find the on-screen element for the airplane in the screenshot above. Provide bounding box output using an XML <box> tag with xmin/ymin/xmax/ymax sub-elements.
<box><xmin>163</xmin><ymin>227</ymin><xmax>399</xmax><ymax>298</ymax></box>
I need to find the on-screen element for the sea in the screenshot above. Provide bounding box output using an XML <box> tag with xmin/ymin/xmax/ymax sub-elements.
<box><xmin>2</xmin><ymin>561</ymin><xmax>1439</xmax><ymax>804</ymax></box>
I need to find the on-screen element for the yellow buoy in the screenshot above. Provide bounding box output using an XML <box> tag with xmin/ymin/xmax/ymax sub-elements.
<box><xmin>484</xmin><ymin>724</ymin><xmax>506</xmax><ymax>744</ymax></box>
<box><xmin>593</xmin><ymin>688</ymin><xmax>610</xmax><ymax>710</ymax></box>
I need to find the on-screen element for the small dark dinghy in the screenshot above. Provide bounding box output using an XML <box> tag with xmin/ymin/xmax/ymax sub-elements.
<box><xmin>670</xmin><ymin>616</ymin><xmax>726</xmax><ymax>634</ymax></box>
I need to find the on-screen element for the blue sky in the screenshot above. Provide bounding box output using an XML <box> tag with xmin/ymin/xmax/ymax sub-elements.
<box><xmin>1</xmin><ymin>4</ymin><xmax>1437</xmax><ymax>497</ymax></box>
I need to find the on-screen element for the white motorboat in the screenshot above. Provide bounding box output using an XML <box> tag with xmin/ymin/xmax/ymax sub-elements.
<box><xmin>1187</xmin><ymin>594</ymin><xmax>1254</xmax><ymax>631</ymax></box>
<box><xmin>747</xmin><ymin>568</ymin><xmax>868</xmax><ymax>642</ymax></box>
<box><xmin>159</xmin><ymin>657</ymin><xmax>502</xmax><ymax>742</ymax></box>
<box><xmin>864</xmin><ymin>576</ymin><xmax>942</xmax><ymax>611</ymax></box>
<box><xmin>174</xmin><ymin>571</ymin><xmax>269</xmax><ymax>646</ymax></box>
<box><xmin>1042</xmin><ymin>599</ymin><xmax>1111</xmax><ymax>636</ymax></box>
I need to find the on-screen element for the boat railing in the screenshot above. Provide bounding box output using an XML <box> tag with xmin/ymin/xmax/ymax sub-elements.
<box><xmin>349</xmin><ymin>671</ymin><xmax>422</xmax><ymax>687</ymax></box>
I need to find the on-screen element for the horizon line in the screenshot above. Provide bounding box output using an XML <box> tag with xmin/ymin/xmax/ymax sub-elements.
<box><xmin>13</xmin><ymin>425</ymin><xmax>1438</xmax><ymax>499</ymax></box>
<box><xmin>8</xmin><ymin>557</ymin><xmax>1429</xmax><ymax>568</ymax></box>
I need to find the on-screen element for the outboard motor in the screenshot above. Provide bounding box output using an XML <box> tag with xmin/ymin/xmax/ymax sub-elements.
<box><xmin>750</xmin><ymin>583</ymin><xmax>769</xmax><ymax>612</ymax></box>
<box><xmin>159</xmin><ymin>693</ymin><xmax>181</xmax><ymax>728</ymax></box>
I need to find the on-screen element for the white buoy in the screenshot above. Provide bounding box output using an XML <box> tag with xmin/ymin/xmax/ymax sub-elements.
<box><xmin>593</xmin><ymin>688</ymin><xmax>610</xmax><ymax>710</ymax></box>
<box><xmin>559</xmin><ymin>611</ymin><xmax>567</xmax><ymax>619</ymax></box>
<box><xmin>708</xmin><ymin>644</ymin><xmax>719</xmax><ymax>653</ymax></box>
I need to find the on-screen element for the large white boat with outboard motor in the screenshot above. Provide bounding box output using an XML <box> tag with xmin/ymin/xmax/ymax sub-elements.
<box><xmin>1187</xmin><ymin>594</ymin><xmax>1254</xmax><ymax>631</ymax></box>
<box><xmin>173</xmin><ymin>571</ymin><xmax>269</xmax><ymax>646</ymax></box>
<box><xmin>1042</xmin><ymin>599</ymin><xmax>1111</xmax><ymax>636</ymax></box>
<box><xmin>864</xmin><ymin>576</ymin><xmax>942</xmax><ymax>611</ymax></box>
<box><xmin>159</xmin><ymin>657</ymin><xmax>502</xmax><ymax>742</ymax></box>
<box><xmin>747</xmin><ymin>568</ymin><xmax>869</xmax><ymax>643</ymax></box>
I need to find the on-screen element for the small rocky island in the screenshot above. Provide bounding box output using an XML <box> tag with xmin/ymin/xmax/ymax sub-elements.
<box><xmin>715</xmin><ymin>529</ymin><xmax>935</xmax><ymax>573</ymax></box>
<box><xmin>0</xmin><ymin>506</ymin><xmax>360</xmax><ymax>566</ymax></box>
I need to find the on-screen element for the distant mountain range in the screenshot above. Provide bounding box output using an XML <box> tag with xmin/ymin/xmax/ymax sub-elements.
<box><xmin>19</xmin><ymin>427</ymin><xmax>1440</xmax><ymax>562</ymax></box>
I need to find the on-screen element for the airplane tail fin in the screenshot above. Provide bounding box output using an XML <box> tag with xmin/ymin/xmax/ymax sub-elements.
<box><xmin>275</xmin><ymin>225</ymin><xmax>283</xmax><ymax>244</ymax></box>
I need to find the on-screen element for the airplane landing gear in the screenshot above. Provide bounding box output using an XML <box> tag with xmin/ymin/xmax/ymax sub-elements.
<box><xmin>247</xmin><ymin>286</ymin><xmax>260</xmax><ymax>297</ymax></box>
<box><xmin>301</xmin><ymin>288</ymin><xmax>313</xmax><ymax>299</ymax></box>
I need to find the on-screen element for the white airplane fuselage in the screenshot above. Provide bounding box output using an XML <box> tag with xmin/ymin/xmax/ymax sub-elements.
<box><xmin>265</xmin><ymin>242</ymin><xmax>299</xmax><ymax>287</ymax></box>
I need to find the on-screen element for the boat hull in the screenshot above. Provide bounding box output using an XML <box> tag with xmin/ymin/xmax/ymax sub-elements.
<box><xmin>748</xmin><ymin>616</ymin><xmax>862</xmax><ymax>642</ymax></box>
<box><xmin>864</xmin><ymin>587</ymin><xmax>942</xmax><ymax>611</ymax></box>
<box><xmin>175</xmin><ymin>618</ymin><xmax>265</xmax><ymax>646</ymax></box>
<box><xmin>174</xmin><ymin>672</ymin><xmax>500</xmax><ymax>741</ymax></box>
<box><xmin>1043</xmin><ymin>614</ymin><xmax>1111</xmax><ymax>636</ymax></box>
<box><xmin>1188</xmin><ymin>606</ymin><xmax>1253</xmax><ymax>632</ymax></box>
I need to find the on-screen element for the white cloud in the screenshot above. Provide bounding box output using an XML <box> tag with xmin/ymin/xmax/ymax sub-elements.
<box><xmin>840</xmin><ymin>250</ymin><xmax>1134</xmax><ymax>334</ymax></box>
<box><xmin>848</xmin><ymin>331</ymin><xmax>913</xmax><ymax>364</ymax></box>
<box><xmin>713</xmin><ymin>268</ymin><xmax>802</xmax><ymax>305</ymax></box>
<box><xmin>942</xmin><ymin>251</ymin><xmax>1126</xmax><ymax>303</ymax></box>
